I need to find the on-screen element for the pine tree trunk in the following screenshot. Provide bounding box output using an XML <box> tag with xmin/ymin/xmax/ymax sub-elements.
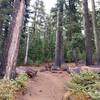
<box><xmin>61</xmin><ymin>34</ymin><xmax>64</xmax><ymax>64</ymax></box>
<box><xmin>54</xmin><ymin>0</ymin><xmax>63</xmax><ymax>69</ymax></box>
<box><xmin>91</xmin><ymin>0</ymin><xmax>100</xmax><ymax>64</ymax></box>
<box><xmin>3</xmin><ymin>0</ymin><xmax>25</xmax><ymax>80</ymax></box>
<box><xmin>24</xmin><ymin>32</ymin><xmax>30</xmax><ymax>64</ymax></box>
<box><xmin>0</xmin><ymin>20</ymin><xmax>3</xmax><ymax>34</ymax></box>
<box><xmin>0</xmin><ymin>21</ymin><xmax>3</xmax><ymax>77</ymax></box>
<box><xmin>0</xmin><ymin>20</ymin><xmax>9</xmax><ymax>77</ymax></box>
<box><xmin>83</xmin><ymin>0</ymin><xmax>93</xmax><ymax>65</ymax></box>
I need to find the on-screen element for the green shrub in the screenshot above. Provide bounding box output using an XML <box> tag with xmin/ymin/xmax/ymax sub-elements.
<box><xmin>0</xmin><ymin>74</ymin><xmax>28</xmax><ymax>100</ymax></box>
<box><xmin>66</xmin><ymin>71</ymin><xmax>100</xmax><ymax>100</ymax></box>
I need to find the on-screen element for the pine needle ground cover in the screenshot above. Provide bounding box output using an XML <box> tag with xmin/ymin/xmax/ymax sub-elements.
<box><xmin>0</xmin><ymin>74</ymin><xmax>28</xmax><ymax>100</ymax></box>
<box><xmin>65</xmin><ymin>71</ymin><xmax>100</xmax><ymax>100</ymax></box>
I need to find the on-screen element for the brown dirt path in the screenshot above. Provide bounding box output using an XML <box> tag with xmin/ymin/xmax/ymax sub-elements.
<box><xmin>16</xmin><ymin>71</ymin><xmax>70</xmax><ymax>100</ymax></box>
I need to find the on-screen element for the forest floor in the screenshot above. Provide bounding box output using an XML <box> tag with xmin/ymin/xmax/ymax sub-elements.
<box><xmin>15</xmin><ymin>70</ymin><xmax>70</xmax><ymax>100</ymax></box>
<box><xmin>15</xmin><ymin>63</ymin><xmax>100</xmax><ymax>100</ymax></box>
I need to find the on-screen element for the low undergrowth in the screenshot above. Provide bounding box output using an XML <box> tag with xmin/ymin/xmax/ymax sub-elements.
<box><xmin>65</xmin><ymin>71</ymin><xmax>100</xmax><ymax>100</ymax></box>
<box><xmin>0</xmin><ymin>74</ymin><xmax>28</xmax><ymax>100</ymax></box>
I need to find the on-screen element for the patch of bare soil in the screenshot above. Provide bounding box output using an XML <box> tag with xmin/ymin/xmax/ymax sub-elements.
<box><xmin>15</xmin><ymin>71</ymin><xmax>70</xmax><ymax>100</ymax></box>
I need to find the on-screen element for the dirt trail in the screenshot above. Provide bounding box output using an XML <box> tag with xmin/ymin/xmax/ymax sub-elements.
<box><xmin>16</xmin><ymin>71</ymin><xmax>70</xmax><ymax>100</ymax></box>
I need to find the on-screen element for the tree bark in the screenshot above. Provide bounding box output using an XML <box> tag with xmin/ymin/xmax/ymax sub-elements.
<box><xmin>61</xmin><ymin>34</ymin><xmax>64</xmax><ymax>64</ymax></box>
<box><xmin>83</xmin><ymin>0</ymin><xmax>93</xmax><ymax>65</ymax></box>
<box><xmin>0</xmin><ymin>20</ymin><xmax>9</xmax><ymax>77</ymax></box>
<box><xmin>24</xmin><ymin>31</ymin><xmax>30</xmax><ymax>64</ymax></box>
<box><xmin>0</xmin><ymin>20</ymin><xmax>3</xmax><ymax>34</ymax></box>
<box><xmin>54</xmin><ymin>0</ymin><xmax>64</xmax><ymax>69</ymax></box>
<box><xmin>3</xmin><ymin>0</ymin><xmax>25</xmax><ymax>80</ymax></box>
<box><xmin>91</xmin><ymin>0</ymin><xmax>100</xmax><ymax>64</ymax></box>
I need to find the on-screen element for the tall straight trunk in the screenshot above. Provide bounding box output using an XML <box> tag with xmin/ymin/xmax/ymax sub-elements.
<box><xmin>24</xmin><ymin>32</ymin><xmax>30</xmax><ymax>64</ymax></box>
<box><xmin>0</xmin><ymin>20</ymin><xmax>3</xmax><ymax>76</ymax></box>
<box><xmin>91</xmin><ymin>0</ymin><xmax>100</xmax><ymax>64</ymax></box>
<box><xmin>54</xmin><ymin>0</ymin><xmax>63</xmax><ymax>69</ymax></box>
<box><xmin>0</xmin><ymin>19</ymin><xmax>9</xmax><ymax>76</ymax></box>
<box><xmin>61</xmin><ymin>34</ymin><xmax>64</xmax><ymax>64</ymax></box>
<box><xmin>83</xmin><ymin>0</ymin><xmax>93</xmax><ymax>65</ymax></box>
<box><xmin>3</xmin><ymin>0</ymin><xmax>25</xmax><ymax>79</ymax></box>
<box><xmin>0</xmin><ymin>20</ymin><xmax>3</xmax><ymax>34</ymax></box>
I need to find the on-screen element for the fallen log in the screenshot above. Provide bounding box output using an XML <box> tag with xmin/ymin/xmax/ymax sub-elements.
<box><xmin>68</xmin><ymin>66</ymin><xmax>100</xmax><ymax>74</ymax></box>
<box><xmin>16</xmin><ymin>67</ymin><xmax>37</xmax><ymax>78</ymax></box>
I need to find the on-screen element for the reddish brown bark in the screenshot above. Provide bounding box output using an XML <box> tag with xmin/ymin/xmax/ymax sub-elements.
<box><xmin>3</xmin><ymin>0</ymin><xmax>25</xmax><ymax>79</ymax></box>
